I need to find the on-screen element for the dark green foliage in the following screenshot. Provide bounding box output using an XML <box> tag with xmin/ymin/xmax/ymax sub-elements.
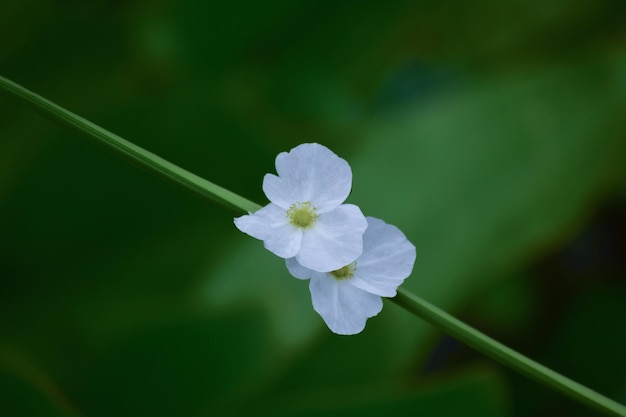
<box><xmin>1</xmin><ymin>1</ymin><xmax>624</xmax><ymax>416</ymax></box>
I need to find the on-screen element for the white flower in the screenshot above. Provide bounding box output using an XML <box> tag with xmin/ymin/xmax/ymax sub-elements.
<box><xmin>234</xmin><ymin>143</ymin><xmax>367</xmax><ymax>272</ymax></box>
<box><xmin>286</xmin><ymin>216</ymin><xmax>416</xmax><ymax>335</ymax></box>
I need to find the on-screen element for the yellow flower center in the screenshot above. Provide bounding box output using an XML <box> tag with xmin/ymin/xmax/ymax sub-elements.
<box><xmin>287</xmin><ymin>201</ymin><xmax>318</xmax><ymax>229</ymax></box>
<box><xmin>330</xmin><ymin>262</ymin><xmax>357</xmax><ymax>281</ymax></box>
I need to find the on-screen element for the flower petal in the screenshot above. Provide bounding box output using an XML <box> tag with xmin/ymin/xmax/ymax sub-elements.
<box><xmin>285</xmin><ymin>257</ymin><xmax>312</xmax><ymax>280</ymax></box>
<box><xmin>309</xmin><ymin>272</ymin><xmax>382</xmax><ymax>335</ymax></box>
<box><xmin>262</xmin><ymin>173</ymin><xmax>292</xmax><ymax>211</ymax></box>
<box><xmin>269</xmin><ymin>143</ymin><xmax>352</xmax><ymax>213</ymax></box>
<box><xmin>297</xmin><ymin>204</ymin><xmax>367</xmax><ymax>272</ymax></box>
<box><xmin>234</xmin><ymin>204</ymin><xmax>303</xmax><ymax>259</ymax></box>
<box><xmin>350</xmin><ymin>217</ymin><xmax>416</xmax><ymax>297</ymax></box>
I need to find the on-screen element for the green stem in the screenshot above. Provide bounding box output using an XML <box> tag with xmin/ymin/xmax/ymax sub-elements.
<box><xmin>0</xmin><ymin>75</ymin><xmax>260</xmax><ymax>214</ymax></box>
<box><xmin>392</xmin><ymin>289</ymin><xmax>626</xmax><ymax>417</ymax></box>
<box><xmin>2</xmin><ymin>75</ymin><xmax>624</xmax><ymax>417</ymax></box>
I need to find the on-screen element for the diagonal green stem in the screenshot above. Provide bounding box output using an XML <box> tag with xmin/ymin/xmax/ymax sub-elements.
<box><xmin>2</xmin><ymin>75</ymin><xmax>625</xmax><ymax>417</ymax></box>
<box><xmin>391</xmin><ymin>289</ymin><xmax>626</xmax><ymax>417</ymax></box>
<box><xmin>0</xmin><ymin>75</ymin><xmax>260</xmax><ymax>214</ymax></box>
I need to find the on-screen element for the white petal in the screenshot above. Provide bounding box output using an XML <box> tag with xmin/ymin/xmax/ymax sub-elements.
<box><xmin>296</xmin><ymin>204</ymin><xmax>367</xmax><ymax>272</ymax></box>
<box><xmin>350</xmin><ymin>217</ymin><xmax>416</xmax><ymax>297</ymax></box>
<box><xmin>262</xmin><ymin>173</ymin><xmax>293</xmax><ymax>211</ymax></box>
<box><xmin>309</xmin><ymin>273</ymin><xmax>383</xmax><ymax>335</ymax></box>
<box><xmin>234</xmin><ymin>204</ymin><xmax>303</xmax><ymax>259</ymax></box>
<box><xmin>285</xmin><ymin>257</ymin><xmax>312</xmax><ymax>280</ymax></box>
<box><xmin>234</xmin><ymin>204</ymin><xmax>282</xmax><ymax>240</ymax></box>
<box><xmin>271</xmin><ymin>143</ymin><xmax>353</xmax><ymax>213</ymax></box>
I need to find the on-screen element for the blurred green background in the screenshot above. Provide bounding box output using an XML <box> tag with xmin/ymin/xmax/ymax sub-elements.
<box><xmin>1</xmin><ymin>1</ymin><xmax>625</xmax><ymax>416</ymax></box>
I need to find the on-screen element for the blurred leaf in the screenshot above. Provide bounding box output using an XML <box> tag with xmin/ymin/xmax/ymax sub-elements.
<box><xmin>254</xmin><ymin>366</ymin><xmax>508</xmax><ymax>417</ymax></box>
<box><xmin>0</xmin><ymin>351</ymin><xmax>80</xmax><ymax>417</ymax></box>
<box><xmin>203</xmin><ymin>241</ymin><xmax>320</xmax><ymax>349</ymax></box>
<box><xmin>75</xmin><ymin>310</ymin><xmax>277</xmax><ymax>417</ymax></box>
<box><xmin>205</xmin><ymin>54</ymin><xmax>626</xmax><ymax>372</ymax></box>
<box><xmin>1</xmin><ymin>1</ymin><xmax>625</xmax><ymax>417</ymax></box>
<box><xmin>466</xmin><ymin>272</ymin><xmax>537</xmax><ymax>334</ymax></box>
<box><xmin>351</xmin><ymin>57</ymin><xmax>626</xmax><ymax>368</ymax></box>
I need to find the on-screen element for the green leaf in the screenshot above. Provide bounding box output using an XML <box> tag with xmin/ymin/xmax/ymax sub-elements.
<box><xmin>255</xmin><ymin>366</ymin><xmax>509</xmax><ymax>417</ymax></box>
<box><xmin>75</xmin><ymin>311</ymin><xmax>277</xmax><ymax>417</ymax></box>
<box><xmin>0</xmin><ymin>351</ymin><xmax>80</xmax><ymax>417</ymax></box>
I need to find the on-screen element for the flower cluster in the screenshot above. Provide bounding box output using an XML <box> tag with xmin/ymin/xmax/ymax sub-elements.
<box><xmin>235</xmin><ymin>143</ymin><xmax>416</xmax><ymax>335</ymax></box>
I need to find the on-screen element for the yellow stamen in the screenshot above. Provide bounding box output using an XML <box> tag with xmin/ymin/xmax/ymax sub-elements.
<box><xmin>287</xmin><ymin>201</ymin><xmax>318</xmax><ymax>229</ymax></box>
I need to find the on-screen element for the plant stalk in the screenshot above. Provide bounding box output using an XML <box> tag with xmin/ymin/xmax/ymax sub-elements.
<box><xmin>2</xmin><ymin>75</ymin><xmax>624</xmax><ymax>417</ymax></box>
<box><xmin>391</xmin><ymin>289</ymin><xmax>626</xmax><ymax>417</ymax></box>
